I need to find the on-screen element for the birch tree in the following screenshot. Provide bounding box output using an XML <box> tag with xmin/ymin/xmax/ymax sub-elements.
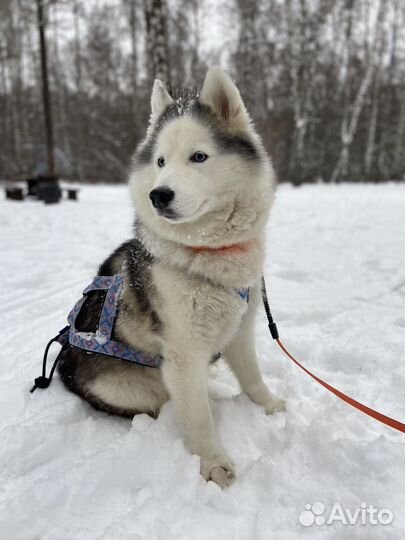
<box><xmin>0</xmin><ymin>0</ymin><xmax>404</xmax><ymax>183</ymax></box>
<box><xmin>144</xmin><ymin>0</ymin><xmax>170</xmax><ymax>86</ymax></box>
<box><xmin>330</xmin><ymin>0</ymin><xmax>384</xmax><ymax>182</ymax></box>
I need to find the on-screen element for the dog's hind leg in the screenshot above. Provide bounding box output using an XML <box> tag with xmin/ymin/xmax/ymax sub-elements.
<box><xmin>58</xmin><ymin>346</ymin><xmax>169</xmax><ymax>418</ymax></box>
<box><xmin>223</xmin><ymin>286</ymin><xmax>285</xmax><ymax>415</ymax></box>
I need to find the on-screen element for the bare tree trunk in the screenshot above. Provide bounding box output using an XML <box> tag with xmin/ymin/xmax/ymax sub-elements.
<box><xmin>52</xmin><ymin>2</ymin><xmax>73</xmax><ymax>176</ymax></box>
<box><xmin>36</xmin><ymin>0</ymin><xmax>55</xmax><ymax>176</ymax></box>
<box><xmin>391</xmin><ymin>0</ymin><xmax>405</xmax><ymax>179</ymax></box>
<box><xmin>364</xmin><ymin>80</ymin><xmax>379</xmax><ymax>179</ymax></box>
<box><xmin>394</xmin><ymin>81</ymin><xmax>405</xmax><ymax>178</ymax></box>
<box><xmin>73</xmin><ymin>0</ymin><xmax>84</xmax><ymax>180</ymax></box>
<box><xmin>144</xmin><ymin>0</ymin><xmax>170</xmax><ymax>86</ymax></box>
<box><xmin>330</xmin><ymin>0</ymin><xmax>383</xmax><ymax>183</ymax></box>
<box><xmin>190</xmin><ymin>0</ymin><xmax>200</xmax><ymax>82</ymax></box>
<box><xmin>285</xmin><ymin>0</ymin><xmax>328</xmax><ymax>182</ymax></box>
<box><xmin>364</xmin><ymin>3</ymin><xmax>387</xmax><ymax>179</ymax></box>
<box><xmin>235</xmin><ymin>0</ymin><xmax>259</xmax><ymax>113</ymax></box>
<box><xmin>123</xmin><ymin>0</ymin><xmax>138</xmax><ymax>119</ymax></box>
<box><xmin>330</xmin><ymin>63</ymin><xmax>374</xmax><ymax>183</ymax></box>
<box><xmin>0</xmin><ymin>53</ymin><xmax>10</xmax><ymax>174</ymax></box>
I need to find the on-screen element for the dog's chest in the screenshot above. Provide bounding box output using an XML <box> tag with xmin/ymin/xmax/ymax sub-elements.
<box><xmin>153</xmin><ymin>265</ymin><xmax>248</xmax><ymax>352</ymax></box>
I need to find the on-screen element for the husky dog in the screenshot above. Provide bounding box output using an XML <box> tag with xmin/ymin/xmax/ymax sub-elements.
<box><xmin>58</xmin><ymin>67</ymin><xmax>285</xmax><ymax>487</ymax></box>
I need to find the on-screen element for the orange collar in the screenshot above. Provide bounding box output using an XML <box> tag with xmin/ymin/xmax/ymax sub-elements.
<box><xmin>189</xmin><ymin>240</ymin><xmax>253</xmax><ymax>255</ymax></box>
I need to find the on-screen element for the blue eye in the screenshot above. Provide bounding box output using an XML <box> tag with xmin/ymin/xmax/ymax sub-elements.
<box><xmin>190</xmin><ymin>152</ymin><xmax>208</xmax><ymax>163</ymax></box>
<box><xmin>157</xmin><ymin>157</ymin><xmax>166</xmax><ymax>167</ymax></box>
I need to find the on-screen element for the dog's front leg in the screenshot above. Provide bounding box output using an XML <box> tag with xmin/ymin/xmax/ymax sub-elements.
<box><xmin>161</xmin><ymin>348</ymin><xmax>234</xmax><ymax>487</ymax></box>
<box><xmin>223</xmin><ymin>286</ymin><xmax>285</xmax><ymax>415</ymax></box>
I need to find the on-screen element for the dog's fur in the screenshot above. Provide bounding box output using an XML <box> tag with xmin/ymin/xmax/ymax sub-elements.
<box><xmin>58</xmin><ymin>67</ymin><xmax>285</xmax><ymax>487</ymax></box>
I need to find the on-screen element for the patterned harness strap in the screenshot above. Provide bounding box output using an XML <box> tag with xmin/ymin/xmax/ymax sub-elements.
<box><xmin>57</xmin><ymin>273</ymin><xmax>250</xmax><ymax>368</ymax></box>
<box><xmin>58</xmin><ymin>273</ymin><xmax>162</xmax><ymax>367</ymax></box>
<box><xmin>31</xmin><ymin>272</ymin><xmax>250</xmax><ymax>392</ymax></box>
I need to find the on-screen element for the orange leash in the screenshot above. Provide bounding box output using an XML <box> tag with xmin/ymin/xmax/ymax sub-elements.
<box><xmin>261</xmin><ymin>276</ymin><xmax>405</xmax><ymax>434</ymax></box>
<box><xmin>275</xmin><ymin>338</ymin><xmax>405</xmax><ymax>434</ymax></box>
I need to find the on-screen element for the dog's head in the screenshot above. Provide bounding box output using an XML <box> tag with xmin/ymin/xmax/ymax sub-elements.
<box><xmin>130</xmin><ymin>67</ymin><xmax>275</xmax><ymax>247</ymax></box>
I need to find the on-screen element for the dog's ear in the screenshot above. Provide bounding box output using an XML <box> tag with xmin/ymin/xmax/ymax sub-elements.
<box><xmin>151</xmin><ymin>79</ymin><xmax>173</xmax><ymax>119</ymax></box>
<box><xmin>200</xmin><ymin>67</ymin><xmax>250</xmax><ymax>131</ymax></box>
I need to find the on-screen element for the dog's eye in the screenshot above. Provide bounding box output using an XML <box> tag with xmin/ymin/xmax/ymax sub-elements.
<box><xmin>157</xmin><ymin>157</ymin><xmax>166</xmax><ymax>168</ymax></box>
<box><xmin>190</xmin><ymin>152</ymin><xmax>208</xmax><ymax>163</ymax></box>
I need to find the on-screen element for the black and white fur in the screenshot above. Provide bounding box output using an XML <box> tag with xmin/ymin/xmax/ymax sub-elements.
<box><xmin>58</xmin><ymin>67</ymin><xmax>285</xmax><ymax>487</ymax></box>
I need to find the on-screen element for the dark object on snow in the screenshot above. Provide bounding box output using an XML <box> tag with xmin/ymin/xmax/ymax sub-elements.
<box><xmin>27</xmin><ymin>175</ymin><xmax>61</xmax><ymax>202</ymax></box>
<box><xmin>6</xmin><ymin>175</ymin><xmax>76</xmax><ymax>205</ymax></box>
<box><xmin>67</xmin><ymin>188</ymin><xmax>79</xmax><ymax>201</ymax></box>
<box><xmin>26</xmin><ymin>177</ymin><xmax>40</xmax><ymax>197</ymax></box>
<box><xmin>37</xmin><ymin>176</ymin><xmax>62</xmax><ymax>204</ymax></box>
<box><xmin>5</xmin><ymin>187</ymin><xmax>24</xmax><ymax>201</ymax></box>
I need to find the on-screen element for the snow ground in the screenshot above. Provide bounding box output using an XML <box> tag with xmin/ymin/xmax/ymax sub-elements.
<box><xmin>0</xmin><ymin>183</ymin><xmax>404</xmax><ymax>540</ymax></box>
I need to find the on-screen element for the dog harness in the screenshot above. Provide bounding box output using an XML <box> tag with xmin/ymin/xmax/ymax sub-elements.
<box><xmin>31</xmin><ymin>272</ymin><xmax>249</xmax><ymax>392</ymax></box>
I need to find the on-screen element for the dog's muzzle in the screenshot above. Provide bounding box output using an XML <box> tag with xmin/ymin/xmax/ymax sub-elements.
<box><xmin>149</xmin><ymin>187</ymin><xmax>174</xmax><ymax>210</ymax></box>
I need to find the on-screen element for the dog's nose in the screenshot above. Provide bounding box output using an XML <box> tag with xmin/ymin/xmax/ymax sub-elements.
<box><xmin>149</xmin><ymin>187</ymin><xmax>175</xmax><ymax>210</ymax></box>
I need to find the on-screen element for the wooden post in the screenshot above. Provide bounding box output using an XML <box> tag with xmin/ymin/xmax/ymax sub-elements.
<box><xmin>36</xmin><ymin>0</ymin><xmax>55</xmax><ymax>177</ymax></box>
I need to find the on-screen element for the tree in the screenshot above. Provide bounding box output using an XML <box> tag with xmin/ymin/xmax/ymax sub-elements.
<box><xmin>144</xmin><ymin>0</ymin><xmax>170</xmax><ymax>86</ymax></box>
<box><xmin>36</xmin><ymin>0</ymin><xmax>55</xmax><ymax>176</ymax></box>
<box><xmin>0</xmin><ymin>0</ymin><xmax>404</xmax><ymax>183</ymax></box>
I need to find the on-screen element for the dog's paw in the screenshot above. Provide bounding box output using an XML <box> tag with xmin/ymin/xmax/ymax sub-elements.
<box><xmin>200</xmin><ymin>453</ymin><xmax>235</xmax><ymax>488</ymax></box>
<box><xmin>264</xmin><ymin>395</ymin><xmax>286</xmax><ymax>415</ymax></box>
